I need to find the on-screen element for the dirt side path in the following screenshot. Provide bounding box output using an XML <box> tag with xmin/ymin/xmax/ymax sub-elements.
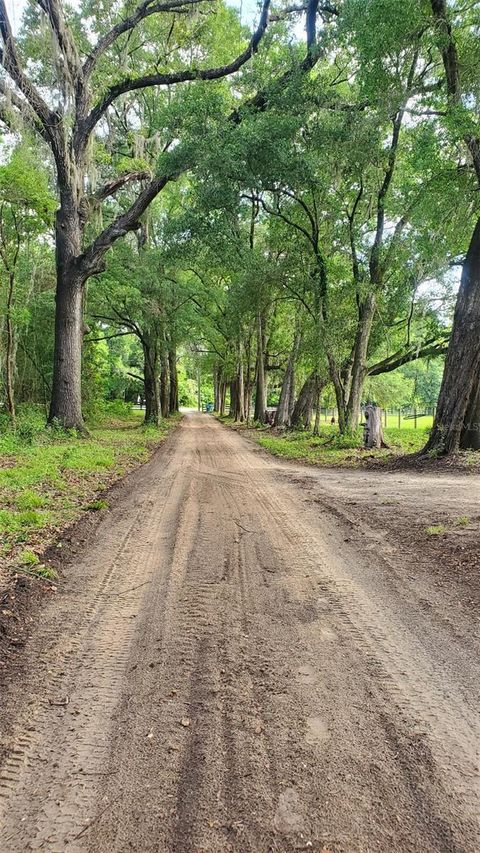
<box><xmin>0</xmin><ymin>413</ymin><xmax>479</xmax><ymax>852</ymax></box>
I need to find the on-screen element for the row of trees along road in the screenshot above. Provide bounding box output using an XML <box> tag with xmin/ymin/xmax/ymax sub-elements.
<box><xmin>0</xmin><ymin>0</ymin><xmax>479</xmax><ymax>454</ymax></box>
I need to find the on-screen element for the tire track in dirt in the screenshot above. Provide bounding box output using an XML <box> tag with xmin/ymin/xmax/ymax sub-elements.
<box><xmin>221</xmin><ymin>424</ymin><xmax>480</xmax><ymax>843</ymax></box>
<box><xmin>0</xmin><ymin>414</ymin><xmax>479</xmax><ymax>852</ymax></box>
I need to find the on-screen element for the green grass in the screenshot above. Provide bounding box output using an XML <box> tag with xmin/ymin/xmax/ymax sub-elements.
<box><xmin>426</xmin><ymin>524</ymin><xmax>446</xmax><ymax>536</ymax></box>
<box><xmin>0</xmin><ymin>406</ymin><xmax>180</xmax><ymax>567</ymax></box>
<box><xmin>226</xmin><ymin>420</ymin><xmax>428</xmax><ymax>467</ymax></box>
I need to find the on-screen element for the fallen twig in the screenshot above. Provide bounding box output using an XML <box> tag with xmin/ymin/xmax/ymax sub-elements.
<box><xmin>73</xmin><ymin>793</ymin><xmax>123</xmax><ymax>840</ymax></box>
<box><xmin>104</xmin><ymin>581</ymin><xmax>151</xmax><ymax>597</ymax></box>
<box><xmin>5</xmin><ymin>565</ymin><xmax>55</xmax><ymax>582</ymax></box>
<box><xmin>233</xmin><ymin>519</ymin><xmax>257</xmax><ymax>534</ymax></box>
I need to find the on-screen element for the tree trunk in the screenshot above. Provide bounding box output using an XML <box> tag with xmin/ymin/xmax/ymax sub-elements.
<box><xmin>5</xmin><ymin>271</ymin><xmax>16</xmax><ymax>427</ymax></box>
<box><xmin>460</xmin><ymin>380</ymin><xmax>480</xmax><ymax>450</ymax></box>
<box><xmin>229</xmin><ymin>379</ymin><xmax>238</xmax><ymax>419</ymax></box>
<box><xmin>49</xmin><ymin>202</ymin><xmax>85</xmax><ymax>429</ymax></box>
<box><xmin>143</xmin><ymin>342</ymin><xmax>160</xmax><ymax>425</ymax></box>
<box><xmin>168</xmin><ymin>347</ymin><xmax>178</xmax><ymax>413</ymax></box>
<box><xmin>325</xmin><ymin>352</ymin><xmax>346</xmax><ymax>434</ymax></box>
<box><xmin>313</xmin><ymin>386</ymin><xmax>321</xmax><ymax>436</ymax></box>
<box><xmin>423</xmin><ymin>218</ymin><xmax>480</xmax><ymax>455</ymax></box>
<box><xmin>344</xmin><ymin>294</ymin><xmax>376</xmax><ymax>434</ymax></box>
<box><xmin>219</xmin><ymin>381</ymin><xmax>226</xmax><ymax>416</ymax></box>
<box><xmin>291</xmin><ymin>372</ymin><xmax>319</xmax><ymax>430</ymax></box>
<box><xmin>48</xmin><ymin>269</ymin><xmax>84</xmax><ymax>429</ymax></box>
<box><xmin>236</xmin><ymin>348</ymin><xmax>245</xmax><ymax>422</ymax></box>
<box><xmin>160</xmin><ymin>348</ymin><xmax>169</xmax><ymax>418</ymax></box>
<box><xmin>364</xmin><ymin>403</ymin><xmax>384</xmax><ymax>449</ymax></box>
<box><xmin>275</xmin><ymin>330</ymin><xmax>301</xmax><ymax>427</ymax></box>
<box><xmin>213</xmin><ymin>365</ymin><xmax>220</xmax><ymax>412</ymax></box>
<box><xmin>254</xmin><ymin>311</ymin><xmax>267</xmax><ymax>422</ymax></box>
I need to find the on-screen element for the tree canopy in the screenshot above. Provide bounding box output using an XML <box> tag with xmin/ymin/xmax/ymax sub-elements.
<box><xmin>1</xmin><ymin>0</ymin><xmax>479</xmax><ymax>455</ymax></box>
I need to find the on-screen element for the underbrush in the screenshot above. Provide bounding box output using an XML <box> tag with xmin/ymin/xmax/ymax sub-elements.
<box><xmin>0</xmin><ymin>404</ymin><xmax>180</xmax><ymax>571</ymax></box>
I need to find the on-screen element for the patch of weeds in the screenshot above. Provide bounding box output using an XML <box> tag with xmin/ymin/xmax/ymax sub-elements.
<box><xmin>14</xmin><ymin>549</ymin><xmax>56</xmax><ymax>580</ymax></box>
<box><xmin>30</xmin><ymin>563</ymin><xmax>57</xmax><ymax>580</ymax></box>
<box><xmin>455</xmin><ymin>516</ymin><xmax>470</xmax><ymax>527</ymax></box>
<box><xmin>0</xmin><ymin>508</ymin><xmax>49</xmax><ymax>534</ymax></box>
<box><xmin>16</xmin><ymin>490</ymin><xmax>45</xmax><ymax>511</ymax></box>
<box><xmin>86</xmin><ymin>498</ymin><xmax>108</xmax><ymax>511</ymax></box>
<box><xmin>426</xmin><ymin>524</ymin><xmax>446</xmax><ymax>536</ymax></box>
<box><xmin>18</xmin><ymin>549</ymin><xmax>39</xmax><ymax>566</ymax></box>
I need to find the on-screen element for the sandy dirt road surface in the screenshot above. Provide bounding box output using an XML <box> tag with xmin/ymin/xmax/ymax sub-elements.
<box><xmin>0</xmin><ymin>413</ymin><xmax>479</xmax><ymax>852</ymax></box>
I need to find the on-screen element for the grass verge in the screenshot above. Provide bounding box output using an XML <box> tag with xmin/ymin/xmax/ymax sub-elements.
<box><xmin>0</xmin><ymin>406</ymin><xmax>180</xmax><ymax>574</ymax></box>
<box><xmin>217</xmin><ymin>416</ymin><xmax>480</xmax><ymax>470</ymax></box>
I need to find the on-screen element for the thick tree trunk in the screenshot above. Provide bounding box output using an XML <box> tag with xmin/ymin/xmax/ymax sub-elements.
<box><xmin>168</xmin><ymin>348</ymin><xmax>178</xmax><ymax>413</ymax></box>
<box><xmin>291</xmin><ymin>372</ymin><xmax>320</xmax><ymax>430</ymax></box>
<box><xmin>49</xmin><ymin>201</ymin><xmax>85</xmax><ymax>429</ymax></box>
<box><xmin>48</xmin><ymin>269</ymin><xmax>84</xmax><ymax>429</ymax></box>
<box><xmin>423</xmin><ymin>218</ymin><xmax>480</xmax><ymax>455</ymax></box>
<box><xmin>143</xmin><ymin>343</ymin><xmax>160</xmax><ymax>425</ymax></box>
<box><xmin>344</xmin><ymin>294</ymin><xmax>376</xmax><ymax>434</ymax></box>
<box><xmin>460</xmin><ymin>380</ymin><xmax>480</xmax><ymax>450</ymax></box>
<box><xmin>254</xmin><ymin>312</ymin><xmax>267</xmax><ymax>422</ymax></box>
<box><xmin>5</xmin><ymin>271</ymin><xmax>16</xmax><ymax>427</ymax></box>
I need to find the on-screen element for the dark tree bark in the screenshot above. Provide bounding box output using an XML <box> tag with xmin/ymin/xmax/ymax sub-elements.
<box><xmin>229</xmin><ymin>380</ymin><xmax>238</xmax><ymax>419</ymax></box>
<box><xmin>254</xmin><ymin>312</ymin><xmax>267</xmax><ymax>422</ymax></box>
<box><xmin>143</xmin><ymin>338</ymin><xmax>160</xmax><ymax>425</ymax></box>
<box><xmin>274</xmin><ymin>329</ymin><xmax>301</xmax><ymax>427</ymax></box>
<box><xmin>48</xmin><ymin>265</ymin><xmax>85</xmax><ymax>428</ymax></box>
<box><xmin>461</xmin><ymin>381</ymin><xmax>480</xmax><ymax>451</ymax></box>
<box><xmin>236</xmin><ymin>345</ymin><xmax>245</xmax><ymax>422</ymax></box>
<box><xmin>219</xmin><ymin>381</ymin><xmax>227</xmax><ymax>416</ymax></box>
<box><xmin>423</xmin><ymin>0</ymin><xmax>480</xmax><ymax>454</ymax></box>
<box><xmin>160</xmin><ymin>347</ymin><xmax>169</xmax><ymax>418</ymax></box>
<box><xmin>313</xmin><ymin>385</ymin><xmax>322</xmax><ymax>436</ymax></box>
<box><xmin>291</xmin><ymin>372</ymin><xmax>323</xmax><ymax>430</ymax></box>
<box><xmin>424</xmin><ymin>219</ymin><xmax>480</xmax><ymax>454</ymax></box>
<box><xmin>213</xmin><ymin>365</ymin><xmax>220</xmax><ymax>412</ymax></box>
<box><xmin>169</xmin><ymin>347</ymin><xmax>178</xmax><ymax>413</ymax></box>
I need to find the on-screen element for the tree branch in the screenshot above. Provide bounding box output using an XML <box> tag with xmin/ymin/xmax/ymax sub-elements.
<box><xmin>0</xmin><ymin>0</ymin><xmax>57</xmax><ymax>134</ymax></box>
<box><xmin>367</xmin><ymin>336</ymin><xmax>450</xmax><ymax>376</ymax></box>
<box><xmin>83</xmin><ymin>0</ymin><xmax>208</xmax><ymax>79</ymax></box>
<box><xmin>430</xmin><ymin>0</ymin><xmax>480</xmax><ymax>183</ymax></box>
<box><xmin>85</xmin><ymin>330</ymin><xmax>135</xmax><ymax>343</ymax></box>
<box><xmin>82</xmin><ymin>0</ymin><xmax>271</xmax><ymax>137</ymax></box>
<box><xmin>78</xmin><ymin>173</ymin><xmax>177</xmax><ymax>276</ymax></box>
<box><xmin>37</xmin><ymin>0</ymin><xmax>81</xmax><ymax>86</ymax></box>
<box><xmin>92</xmin><ymin>170</ymin><xmax>152</xmax><ymax>202</ymax></box>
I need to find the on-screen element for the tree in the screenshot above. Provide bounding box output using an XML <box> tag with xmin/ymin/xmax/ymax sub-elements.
<box><xmin>422</xmin><ymin>0</ymin><xmax>480</xmax><ymax>454</ymax></box>
<box><xmin>0</xmin><ymin>0</ymin><xmax>271</xmax><ymax>428</ymax></box>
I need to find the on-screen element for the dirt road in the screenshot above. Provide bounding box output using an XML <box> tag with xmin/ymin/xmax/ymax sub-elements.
<box><xmin>0</xmin><ymin>413</ymin><xmax>479</xmax><ymax>852</ymax></box>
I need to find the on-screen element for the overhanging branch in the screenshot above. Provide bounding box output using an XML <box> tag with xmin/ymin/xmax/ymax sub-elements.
<box><xmin>367</xmin><ymin>336</ymin><xmax>450</xmax><ymax>376</ymax></box>
<box><xmin>82</xmin><ymin>0</ymin><xmax>271</xmax><ymax>137</ymax></box>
